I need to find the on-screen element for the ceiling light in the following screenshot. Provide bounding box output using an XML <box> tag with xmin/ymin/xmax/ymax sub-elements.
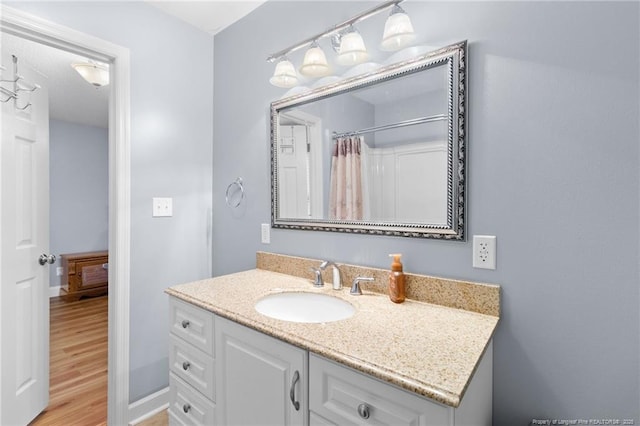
<box><xmin>269</xmin><ymin>58</ymin><xmax>298</xmax><ymax>88</ymax></box>
<box><xmin>380</xmin><ymin>4</ymin><xmax>416</xmax><ymax>52</ymax></box>
<box><xmin>71</xmin><ymin>61</ymin><xmax>109</xmax><ymax>87</ymax></box>
<box><xmin>336</xmin><ymin>27</ymin><xmax>369</xmax><ymax>67</ymax></box>
<box><xmin>299</xmin><ymin>41</ymin><xmax>330</xmax><ymax>78</ymax></box>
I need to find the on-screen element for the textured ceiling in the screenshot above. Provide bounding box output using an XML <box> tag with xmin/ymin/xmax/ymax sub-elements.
<box><xmin>0</xmin><ymin>1</ymin><xmax>265</xmax><ymax>129</ymax></box>
<box><xmin>1</xmin><ymin>31</ymin><xmax>110</xmax><ymax>128</ymax></box>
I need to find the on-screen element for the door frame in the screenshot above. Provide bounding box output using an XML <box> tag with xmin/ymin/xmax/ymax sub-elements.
<box><xmin>0</xmin><ymin>6</ymin><xmax>131</xmax><ymax>425</ymax></box>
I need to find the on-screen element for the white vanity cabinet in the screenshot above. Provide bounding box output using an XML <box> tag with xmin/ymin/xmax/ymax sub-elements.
<box><xmin>168</xmin><ymin>295</ymin><xmax>493</xmax><ymax>426</ymax></box>
<box><xmin>168</xmin><ymin>297</ymin><xmax>216</xmax><ymax>425</ymax></box>
<box><xmin>168</xmin><ymin>296</ymin><xmax>307</xmax><ymax>426</ymax></box>
<box><xmin>215</xmin><ymin>316</ymin><xmax>307</xmax><ymax>426</ymax></box>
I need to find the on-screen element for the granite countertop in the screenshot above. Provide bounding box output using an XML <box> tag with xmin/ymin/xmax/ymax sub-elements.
<box><xmin>166</xmin><ymin>268</ymin><xmax>499</xmax><ymax>408</ymax></box>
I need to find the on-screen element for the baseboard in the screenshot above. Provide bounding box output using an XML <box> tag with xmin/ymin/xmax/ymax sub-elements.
<box><xmin>128</xmin><ymin>386</ymin><xmax>169</xmax><ymax>425</ymax></box>
<box><xmin>49</xmin><ymin>285</ymin><xmax>61</xmax><ymax>298</ymax></box>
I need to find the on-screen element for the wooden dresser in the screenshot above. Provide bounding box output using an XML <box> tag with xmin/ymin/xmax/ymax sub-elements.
<box><xmin>60</xmin><ymin>251</ymin><xmax>108</xmax><ymax>301</ymax></box>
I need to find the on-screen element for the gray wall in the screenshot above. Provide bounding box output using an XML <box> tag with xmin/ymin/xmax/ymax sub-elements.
<box><xmin>8</xmin><ymin>1</ymin><xmax>214</xmax><ymax>402</ymax></box>
<box><xmin>49</xmin><ymin>119</ymin><xmax>109</xmax><ymax>289</ymax></box>
<box><xmin>214</xmin><ymin>1</ymin><xmax>639</xmax><ymax>424</ymax></box>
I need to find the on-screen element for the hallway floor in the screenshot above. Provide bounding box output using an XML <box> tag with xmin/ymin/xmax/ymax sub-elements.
<box><xmin>30</xmin><ymin>296</ymin><xmax>107</xmax><ymax>426</ymax></box>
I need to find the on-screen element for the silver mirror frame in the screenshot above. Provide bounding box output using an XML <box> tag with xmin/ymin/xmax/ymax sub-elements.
<box><xmin>270</xmin><ymin>40</ymin><xmax>467</xmax><ymax>240</ymax></box>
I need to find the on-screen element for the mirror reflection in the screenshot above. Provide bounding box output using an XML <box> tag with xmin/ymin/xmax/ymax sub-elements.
<box><xmin>271</xmin><ymin>41</ymin><xmax>466</xmax><ymax>239</ymax></box>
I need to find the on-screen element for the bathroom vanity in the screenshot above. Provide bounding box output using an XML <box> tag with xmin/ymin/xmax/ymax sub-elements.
<box><xmin>166</xmin><ymin>252</ymin><xmax>499</xmax><ymax>426</ymax></box>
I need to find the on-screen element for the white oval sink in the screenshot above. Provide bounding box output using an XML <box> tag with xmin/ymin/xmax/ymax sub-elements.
<box><xmin>255</xmin><ymin>292</ymin><xmax>355</xmax><ymax>323</ymax></box>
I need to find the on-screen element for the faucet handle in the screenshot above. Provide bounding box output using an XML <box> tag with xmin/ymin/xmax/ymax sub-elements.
<box><xmin>309</xmin><ymin>267</ymin><xmax>324</xmax><ymax>287</ymax></box>
<box><xmin>350</xmin><ymin>277</ymin><xmax>374</xmax><ymax>295</ymax></box>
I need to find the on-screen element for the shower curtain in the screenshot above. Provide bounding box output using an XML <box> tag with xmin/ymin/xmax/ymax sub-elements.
<box><xmin>329</xmin><ymin>136</ymin><xmax>363</xmax><ymax>220</ymax></box>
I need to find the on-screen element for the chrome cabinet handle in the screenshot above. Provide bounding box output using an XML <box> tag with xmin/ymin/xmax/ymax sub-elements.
<box><xmin>38</xmin><ymin>254</ymin><xmax>56</xmax><ymax>265</ymax></box>
<box><xmin>289</xmin><ymin>370</ymin><xmax>300</xmax><ymax>411</ymax></box>
<box><xmin>182</xmin><ymin>361</ymin><xmax>190</xmax><ymax>371</ymax></box>
<box><xmin>181</xmin><ymin>320</ymin><xmax>190</xmax><ymax>329</ymax></box>
<box><xmin>357</xmin><ymin>403</ymin><xmax>370</xmax><ymax>419</ymax></box>
<box><xmin>183</xmin><ymin>403</ymin><xmax>191</xmax><ymax>413</ymax></box>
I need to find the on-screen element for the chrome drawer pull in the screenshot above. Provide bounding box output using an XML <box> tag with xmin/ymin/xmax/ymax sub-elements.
<box><xmin>289</xmin><ymin>370</ymin><xmax>300</xmax><ymax>411</ymax></box>
<box><xmin>183</xmin><ymin>403</ymin><xmax>191</xmax><ymax>414</ymax></box>
<box><xmin>357</xmin><ymin>403</ymin><xmax>370</xmax><ymax>419</ymax></box>
<box><xmin>181</xmin><ymin>320</ymin><xmax>190</xmax><ymax>329</ymax></box>
<box><xmin>182</xmin><ymin>361</ymin><xmax>191</xmax><ymax>371</ymax></box>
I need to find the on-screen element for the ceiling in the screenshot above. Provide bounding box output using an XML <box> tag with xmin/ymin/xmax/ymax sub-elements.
<box><xmin>146</xmin><ymin>1</ymin><xmax>266</xmax><ymax>35</ymax></box>
<box><xmin>0</xmin><ymin>1</ymin><xmax>265</xmax><ymax>129</ymax></box>
<box><xmin>2</xmin><ymin>31</ymin><xmax>110</xmax><ymax>128</ymax></box>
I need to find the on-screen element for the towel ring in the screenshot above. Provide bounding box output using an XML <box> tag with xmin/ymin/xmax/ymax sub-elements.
<box><xmin>225</xmin><ymin>177</ymin><xmax>245</xmax><ymax>208</ymax></box>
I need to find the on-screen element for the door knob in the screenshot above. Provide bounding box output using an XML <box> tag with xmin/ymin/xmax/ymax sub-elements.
<box><xmin>38</xmin><ymin>254</ymin><xmax>56</xmax><ymax>265</ymax></box>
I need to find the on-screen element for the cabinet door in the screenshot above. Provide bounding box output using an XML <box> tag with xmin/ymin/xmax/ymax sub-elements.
<box><xmin>215</xmin><ymin>316</ymin><xmax>307</xmax><ymax>426</ymax></box>
<box><xmin>309</xmin><ymin>354</ymin><xmax>452</xmax><ymax>426</ymax></box>
<box><xmin>74</xmin><ymin>258</ymin><xmax>108</xmax><ymax>290</ymax></box>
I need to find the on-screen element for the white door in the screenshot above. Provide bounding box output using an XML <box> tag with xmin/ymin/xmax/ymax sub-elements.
<box><xmin>0</xmin><ymin>51</ymin><xmax>50</xmax><ymax>425</ymax></box>
<box><xmin>278</xmin><ymin>124</ymin><xmax>311</xmax><ymax>218</ymax></box>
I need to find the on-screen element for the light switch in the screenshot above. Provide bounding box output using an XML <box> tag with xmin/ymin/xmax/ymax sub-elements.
<box><xmin>152</xmin><ymin>197</ymin><xmax>173</xmax><ymax>217</ymax></box>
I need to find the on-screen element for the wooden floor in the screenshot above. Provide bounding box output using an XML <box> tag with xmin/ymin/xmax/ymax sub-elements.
<box><xmin>28</xmin><ymin>296</ymin><xmax>169</xmax><ymax>426</ymax></box>
<box><xmin>30</xmin><ymin>296</ymin><xmax>108</xmax><ymax>426</ymax></box>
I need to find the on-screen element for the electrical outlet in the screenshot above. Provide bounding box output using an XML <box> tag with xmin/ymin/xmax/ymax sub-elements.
<box><xmin>56</xmin><ymin>267</ymin><xmax>63</xmax><ymax>276</ymax></box>
<box><xmin>261</xmin><ymin>223</ymin><xmax>271</xmax><ymax>244</ymax></box>
<box><xmin>152</xmin><ymin>197</ymin><xmax>173</xmax><ymax>217</ymax></box>
<box><xmin>473</xmin><ymin>235</ymin><xmax>496</xmax><ymax>270</ymax></box>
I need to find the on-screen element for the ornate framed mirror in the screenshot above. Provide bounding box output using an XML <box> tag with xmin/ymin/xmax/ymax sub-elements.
<box><xmin>270</xmin><ymin>41</ymin><xmax>466</xmax><ymax>239</ymax></box>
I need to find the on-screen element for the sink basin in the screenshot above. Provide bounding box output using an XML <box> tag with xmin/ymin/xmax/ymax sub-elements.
<box><xmin>255</xmin><ymin>292</ymin><xmax>355</xmax><ymax>323</ymax></box>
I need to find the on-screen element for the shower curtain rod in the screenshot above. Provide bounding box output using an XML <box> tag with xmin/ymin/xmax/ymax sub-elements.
<box><xmin>332</xmin><ymin>114</ymin><xmax>447</xmax><ymax>139</ymax></box>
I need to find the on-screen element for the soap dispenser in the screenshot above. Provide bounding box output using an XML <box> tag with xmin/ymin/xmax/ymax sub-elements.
<box><xmin>388</xmin><ymin>254</ymin><xmax>406</xmax><ymax>303</ymax></box>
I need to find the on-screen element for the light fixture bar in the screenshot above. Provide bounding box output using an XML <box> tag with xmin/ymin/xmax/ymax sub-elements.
<box><xmin>266</xmin><ymin>0</ymin><xmax>404</xmax><ymax>62</ymax></box>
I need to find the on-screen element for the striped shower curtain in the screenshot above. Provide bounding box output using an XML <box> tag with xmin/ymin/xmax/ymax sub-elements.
<box><xmin>329</xmin><ymin>136</ymin><xmax>363</xmax><ymax>220</ymax></box>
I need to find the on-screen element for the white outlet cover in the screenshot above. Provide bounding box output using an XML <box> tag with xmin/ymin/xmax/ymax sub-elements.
<box><xmin>473</xmin><ymin>235</ymin><xmax>496</xmax><ymax>270</ymax></box>
<box><xmin>261</xmin><ymin>223</ymin><xmax>271</xmax><ymax>244</ymax></box>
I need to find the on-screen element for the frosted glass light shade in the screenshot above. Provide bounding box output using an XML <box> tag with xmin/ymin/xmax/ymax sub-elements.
<box><xmin>299</xmin><ymin>44</ymin><xmax>331</xmax><ymax>77</ymax></box>
<box><xmin>336</xmin><ymin>31</ymin><xmax>369</xmax><ymax>66</ymax></box>
<box><xmin>270</xmin><ymin>59</ymin><xmax>299</xmax><ymax>88</ymax></box>
<box><xmin>380</xmin><ymin>7</ymin><xmax>416</xmax><ymax>52</ymax></box>
<box><xmin>71</xmin><ymin>62</ymin><xmax>109</xmax><ymax>87</ymax></box>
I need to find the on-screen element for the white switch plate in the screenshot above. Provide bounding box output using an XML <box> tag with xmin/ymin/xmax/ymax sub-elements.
<box><xmin>152</xmin><ymin>197</ymin><xmax>173</xmax><ymax>217</ymax></box>
<box><xmin>261</xmin><ymin>223</ymin><xmax>271</xmax><ymax>244</ymax></box>
<box><xmin>56</xmin><ymin>267</ymin><xmax>63</xmax><ymax>276</ymax></box>
<box><xmin>473</xmin><ymin>235</ymin><xmax>496</xmax><ymax>270</ymax></box>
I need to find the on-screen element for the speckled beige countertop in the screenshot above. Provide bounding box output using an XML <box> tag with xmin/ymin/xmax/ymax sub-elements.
<box><xmin>166</xmin><ymin>253</ymin><xmax>500</xmax><ymax>408</ymax></box>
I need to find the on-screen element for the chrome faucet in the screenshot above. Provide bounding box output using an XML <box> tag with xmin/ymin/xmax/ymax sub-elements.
<box><xmin>319</xmin><ymin>260</ymin><xmax>342</xmax><ymax>290</ymax></box>
<box><xmin>350</xmin><ymin>277</ymin><xmax>374</xmax><ymax>295</ymax></box>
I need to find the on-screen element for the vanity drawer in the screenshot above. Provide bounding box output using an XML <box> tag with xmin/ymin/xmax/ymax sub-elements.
<box><xmin>169</xmin><ymin>373</ymin><xmax>216</xmax><ymax>426</ymax></box>
<box><xmin>169</xmin><ymin>334</ymin><xmax>215</xmax><ymax>401</ymax></box>
<box><xmin>309</xmin><ymin>354</ymin><xmax>450</xmax><ymax>426</ymax></box>
<box><xmin>169</xmin><ymin>296</ymin><xmax>214</xmax><ymax>354</ymax></box>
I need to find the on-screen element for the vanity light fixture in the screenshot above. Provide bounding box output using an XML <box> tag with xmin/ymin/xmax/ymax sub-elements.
<box><xmin>269</xmin><ymin>57</ymin><xmax>299</xmax><ymax>88</ymax></box>
<box><xmin>267</xmin><ymin>0</ymin><xmax>414</xmax><ymax>87</ymax></box>
<box><xmin>299</xmin><ymin>41</ymin><xmax>331</xmax><ymax>77</ymax></box>
<box><xmin>380</xmin><ymin>4</ymin><xmax>416</xmax><ymax>51</ymax></box>
<box><xmin>71</xmin><ymin>61</ymin><xmax>109</xmax><ymax>87</ymax></box>
<box><xmin>336</xmin><ymin>26</ymin><xmax>368</xmax><ymax>66</ymax></box>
